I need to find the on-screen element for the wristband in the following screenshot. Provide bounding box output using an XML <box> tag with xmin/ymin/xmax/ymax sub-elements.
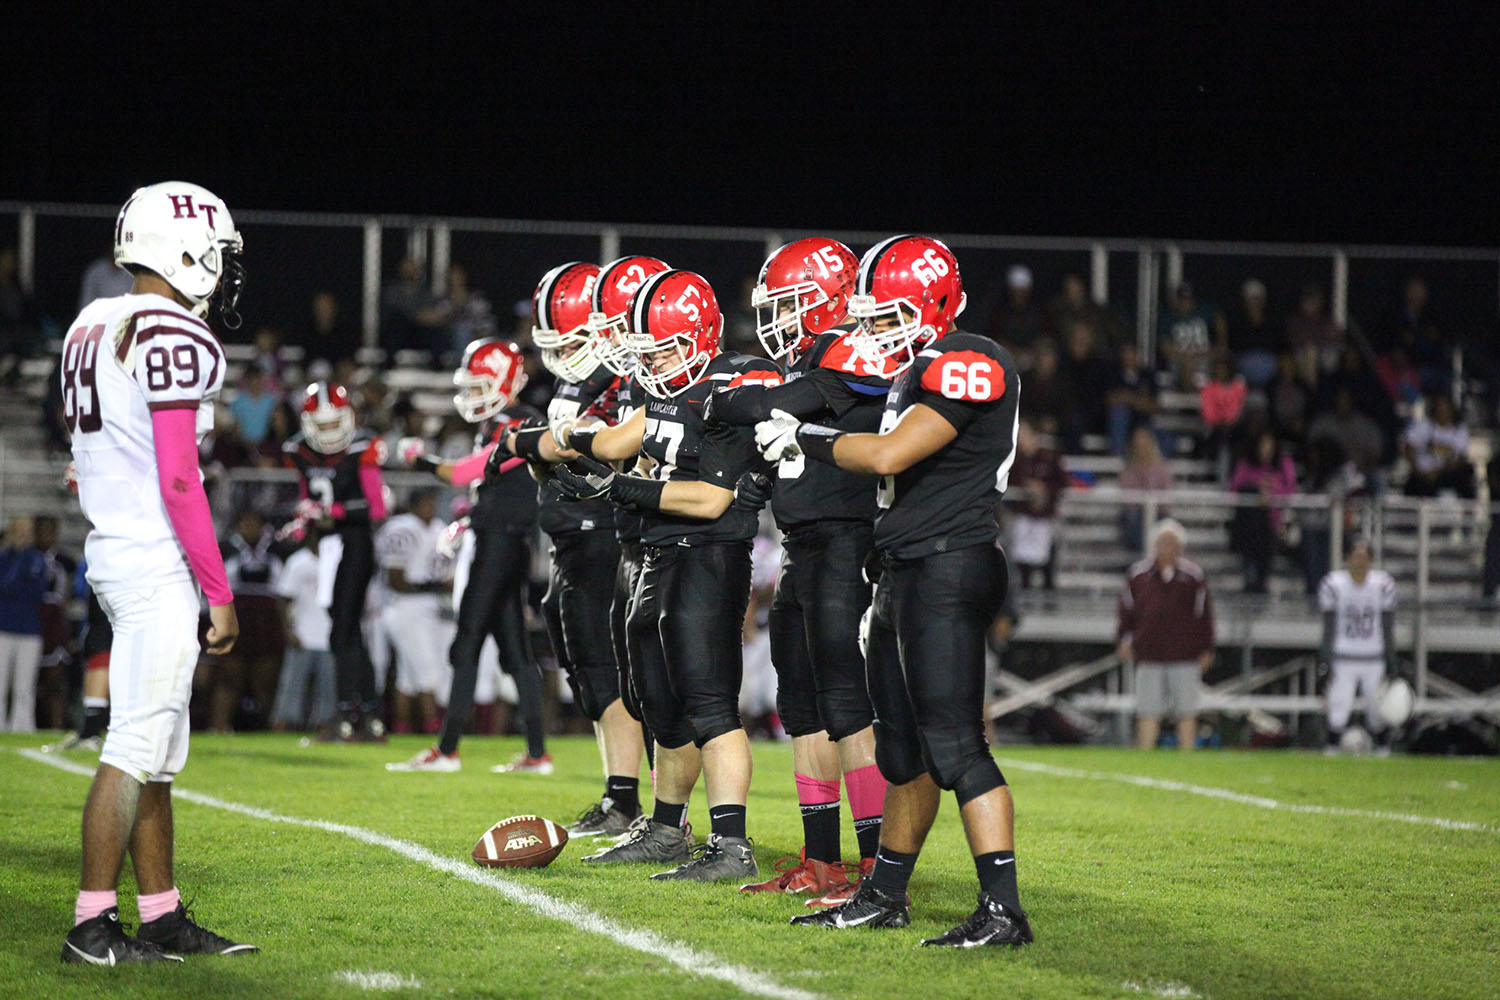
<box><xmin>511</xmin><ymin>426</ymin><xmax>550</xmax><ymax>461</ymax></box>
<box><xmin>607</xmin><ymin>475</ymin><xmax>666</xmax><ymax>513</ymax></box>
<box><xmin>569</xmin><ymin>424</ymin><xmax>601</xmax><ymax>459</ymax></box>
<box><xmin>795</xmin><ymin>423</ymin><xmax>844</xmax><ymax>465</ymax></box>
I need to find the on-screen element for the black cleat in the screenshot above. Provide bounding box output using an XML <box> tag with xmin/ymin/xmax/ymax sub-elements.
<box><xmin>136</xmin><ymin>903</ymin><xmax>259</xmax><ymax>956</ymax></box>
<box><xmin>650</xmin><ymin>834</ymin><xmax>757</xmax><ymax>882</ymax></box>
<box><xmin>789</xmin><ymin>881</ymin><xmax>910</xmax><ymax>929</ymax></box>
<box><xmin>61</xmin><ymin>907</ymin><xmax>184</xmax><ymax>965</ymax></box>
<box><xmin>582</xmin><ymin>816</ymin><xmax>693</xmax><ymax>864</ymax></box>
<box><xmin>920</xmin><ymin>892</ymin><xmax>1033</xmax><ymax>948</ymax></box>
<box><xmin>567</xmin><ymin>800</ymin><xmax>640</xmax><ymax>838</ymax></box>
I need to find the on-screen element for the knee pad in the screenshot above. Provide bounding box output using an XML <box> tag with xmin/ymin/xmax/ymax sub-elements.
<box><xmin>873</xmin><ymin>719</ymin><xmax>926</xmax><ymax>786</ymax></box>
<box><xmin>817</xmin><ymin>687</ymin><xmax>875</xmax><ymax>742</ymax></box>
<box><xmin>921</xmin><ymin>726</ymin><xmax>999</xmax><ymax>797</ymax></box>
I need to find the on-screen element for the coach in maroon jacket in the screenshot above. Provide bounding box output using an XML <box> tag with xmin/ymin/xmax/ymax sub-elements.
<box><xmin>1116</xmin><ymin>519</ymin><xmax>1215</xmax><ymax>750</ymax></box>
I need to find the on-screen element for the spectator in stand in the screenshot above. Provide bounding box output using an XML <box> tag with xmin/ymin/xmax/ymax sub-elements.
<box><xmin>1048</xmin><ymin>270</ymin><xmax>1119</xmax><ymax>354</ymax></box>
<box><xmin>1402</xmin><ymin>394</ymin><xmax>1475</xmax><ymax>498</ymax></box>
<box><xmin>77</xmin><ymin>255</ymin><xmax>134</xmax><ymax>311</ymax></box>
<box><xmin>0</xmin><ymin>517</ymin><xmax>47</xmax><ymax>732</ymax></box>
<box><xmin>298</xmin><ymin>290</ymin><xmax>362</xmax><ymax>366</ymax></box>
<box><xmin>270</xmin><ymin>524</ymin><xmax>336</xmax><ymax>732</ymax></box>
<box><xmin>1199</xmin><ymin>355</ymin><xmax>1247</xmax><ymax>467</ymax></box>
<box><xmin>442</xmin><ymin>262</ymin><xmax>497</xmax><ymax>363</ymax></box>
<box><xmin>1107</xmin><ymin>341</ymin><xmax>1161</xmax><ymax>457</ymax></box>
<box><xmin>1060</xmin><ymin>319</ymin><xmax>1114</xmax><ymax>446</ymax></box>
<box><xmin>1227</xmin><ymin>430</ymin><xmax>1298</xmax><ymax>593</ymax></box>
<box><xmin>1379</xmin><ymin>276</ymin><xmax>1449</xmax><ymax>395</ymax></box>
<box><xmin>1268</xmin><ymin>352</ymin><xmax>1311</xmax><ymax>444</ymax></box>
<box><xmin>1004</xmin><ymin>420</ymin><xmax>1069</xmax><ymax>590</ymax></box>
<box><xmin>1227</xmin><ymin>278</ymin><xmax>1280</xmax><ymax>388</ymax></box>
<box><xmin>34</xmin><ymin>516</ymin><xmax>76</xmax><ymax>731</ymax></box>
<box><xmin>381</xmin><ymin>256</ymin><xmax>451</xmax><ymax>357</ymax></box>
<box><xmin>1021</xmin><ymin>339</ymin><xmax>1071</xmax><ymax>439</ymax></box>
<box><xmin>1374</xmin><ymin>346</ymin><xmax>1422</xmax><ymax>408</ymax></box>
<box><xmin>1</xmin><ymin>247</ymin><xmax>40</xmax><ymax>386</ymax></box>
<box><xmin>1318</xmin><ymin>346</ymin><xmax>1399</xmax><ymax>462</ymax></box>
<box><xmin>229</xmin><ymin>365</ymin><xmax>280</xmax><ymax>446</ymax></box>
<box><xmin>989</xmin><ymin>265</ymin><xmax>1045</xmax><ymax>363</ymax></box>
<box><xmin>1298</xmin><ymin>437</ymin><xmax>1368</xmax><ymax>595</ymax></box>
<box><xmin>206</xmin><ymin>405</ymin><xmax>254</xmax><ymax>471</ymax></box>
<box><xmin>1158</xmin><ymin>281</ymin><xmax>1226</xmax><ymax>390</ymax></box>
<box><xmin>1119</xmin><ymin>426</ymin><xmax>1175</xmax><ymax>553</ymax></box>
<box><xmin>254</xmin><ymin>404</ymin><xmax>299</xmax><ymax>466</ymax></box>
<box><xmin>215</xmin><ymin>510</ymin><xmax>284</xmax><ymax>731</ymax></box>
<box><xmin>1308</xmin><ymin>388</ymin><xmax>1385</xmax><ymax>476</ymax></box>
<box><xmin>1117</xmin><ymin>519</ymin><xmax>1215</xmax><ymax>751</ymax></box>
<box><xmin>1286</xmin><ymin>283</ymin><xmax>1344</xmax><ymax>383</ymax></box>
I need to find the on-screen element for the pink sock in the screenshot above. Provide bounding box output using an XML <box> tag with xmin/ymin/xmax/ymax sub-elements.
<box><xmin>75</xmin><ymin>890</ymin><xmax>117</xmax><ymax>926</ymax></box>
<box><xmin>138</xmin><ymin>887</ymin><xmax>181</xmax><ymax>923</ymax></box>
<box><xmin>794</xmin><ymin>772</ymin><xmax>841</xmax><ymax>806</ymax></box>
<box><xmin>844</xmin><ymin>765</ymin><xmax>886</xmax><ymax>821</ymax></box>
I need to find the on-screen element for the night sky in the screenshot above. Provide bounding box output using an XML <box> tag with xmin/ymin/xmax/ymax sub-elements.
<box><xmin>4</xmin><ymin>7</ymin><xmax>1497</xmax><ymax>246</ymax></box>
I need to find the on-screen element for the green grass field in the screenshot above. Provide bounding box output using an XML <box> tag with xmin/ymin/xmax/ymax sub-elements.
<box><xmin>1</xmin><ymin>733</ymin><xmax>1496</xmax><ymax>1000</ymax></box>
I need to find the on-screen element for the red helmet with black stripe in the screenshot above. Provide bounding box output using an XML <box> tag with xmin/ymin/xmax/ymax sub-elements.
<box><xmin>531</xmin><ymin>261</ymin><xmax>601</xmax><ymax>383</ymax></box>
<box><xmin>452</xmin><ymin>338</ymin><xmax>527</xmax><ymax>423</ymax></box>
<box><xmin>301</xmin><ymin>381</ymin><xmax>356</xmax><ymax>453</ymax></box>
<box><xmin>623</xmin><ymin>270</ymin><xmax>722</xmax><ymax>398</ymax></box>
<box><xmin>588</xmin><ymin>255</ymin><xmax>670</xmax><ymax>376</ymax></box>
<box><xmin>751</xmin><ymin>237</ymin><xmax>857</xmax><ymax>361</ymax></box>
<box><xmin>847</xmin><ymin>235</ymin><xmax>966</xmax><ymax>374</ymax></box>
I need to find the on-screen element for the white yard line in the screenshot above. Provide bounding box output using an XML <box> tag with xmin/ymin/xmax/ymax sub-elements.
<box><xmin>18</xmin><ymin>749</ymin><xmax>820</xmax><ymax>1000</ymax></box>
<box><xmin>996</xmin><ymin>757</ymin><xmax>1500</xmax><ymax>834</ymax></box>
<box><xmin>334</xmin><ymin>970</ymin><xmax>422</xmax><ymax>991</ymax></box>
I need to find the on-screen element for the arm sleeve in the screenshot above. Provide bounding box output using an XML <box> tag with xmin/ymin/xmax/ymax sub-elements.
<box><xmin>1319</xmin><ymin>610</ymin><xmax>1336</xmax><ymax>664</ymax></box>
<box><xmin>710</xmin><ymin>376</ymin><xmax>831</xmax><ymax>425</ymax></box>
<box><xmin>1381</xmin><ymin>610</ymin><xmax>1398</xmax><ymax>673</ymax></box>
<box><xmin>151</xmin><ymin>407</ymin><xmax>232</xmax><ymax>606</ymax></box>
<box><xmin>359</xmin><ymin>463</ymin><xmax>387</xmax><ymax>521</ymax></box>
<box><xmin>450</xmin><ymin>444</ymin><xmax>496</xmax><ymax>486</ymax></box>
<box><xmin>698</xmin><ymin>423</ymin><xmax>760</xmax><ymax>489</ymax></box>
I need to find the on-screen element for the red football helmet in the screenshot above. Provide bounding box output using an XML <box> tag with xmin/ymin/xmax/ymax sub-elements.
<box><xmin>531</xmin><ymin>261</ymin><xmax>601</xmax><ymax>383</ymax></box>
<box><xmin>751</xmin><ymin>237</ymin><xmax>857</xmax><ymax>361</ymax></box>
<box><xmin>847</xmin><ymin>235</ymin><xmax>966</xmax><ymax>373</ymax></box>
<box><xmin>624</xmin><ymin>270</ymin><xmax>722</xmax><ymax>398</ymax></box>
<box><xmin>588</xmin><ymin>255</ymin><xmax>670</xmax><ymax>376</ymax></box>
<box><xmin>301</xmin><ymin>382</ymin><xmax>356</xmax><ymax>454</ymax></box>
<box><xmin>453</xmin><ymin>338</ymin><xmax>528</xmax><ymax>423</ymax></box>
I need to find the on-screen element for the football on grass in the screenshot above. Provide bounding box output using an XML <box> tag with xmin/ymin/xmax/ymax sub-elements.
<box><xmin>472</xmin><ymin>815</ymin><xmax>568</xmax><ymax>868</ymax></box>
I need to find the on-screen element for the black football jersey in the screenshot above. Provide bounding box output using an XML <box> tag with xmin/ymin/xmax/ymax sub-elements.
<box><xmin>538</xmin><ymin>364</ymin><xmax>618</xmax><ymax>536</ymax></box>
<box><xmin>470</xmin><ymin>403</ymin><xmax>543</xmax><ymax>533</ymax></box>
<box><xmin>610</xmin><ymin>375</ymin><xmax>646</xmax><ymax>543</ymax></box>
<box><xmin>283</xmin><ymin>431</ymin><xmax>384</xmax><ymax>529</ymax></box>
<box><xmin>873</xmin><ymin>332</ymin><xmax>1020</xmax><ymax>559</ymax></box>
<box><xmin>638</xmin><ymin>352</ymin><xmax>781</xmax><ymax>547</ymax></box>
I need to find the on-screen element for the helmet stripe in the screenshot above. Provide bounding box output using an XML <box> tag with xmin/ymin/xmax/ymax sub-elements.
<box><xmin>535</xmin><ymin>263</ymin><xmax>572</xmax><ymax>329</ymax></box>
<box><xmin>857</xmin><ymin>234</ymin><xmax>909</xmax><ymax>295</ymax></box>
<box><xmin>631</xmin><ymin>269</ymin><xmax>678</xmax><ymax>335</ymax></box>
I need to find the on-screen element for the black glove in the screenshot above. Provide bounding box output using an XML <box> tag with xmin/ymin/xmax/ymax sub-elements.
<box><xmin>731</xmin><ymin>471</ymin><xmax>774</xmax><ymax>513</ymax></box>
<box><xmin>552</xmin><ymin>456</ymin><xmax>617</xmax><ymax>500</ymax></box>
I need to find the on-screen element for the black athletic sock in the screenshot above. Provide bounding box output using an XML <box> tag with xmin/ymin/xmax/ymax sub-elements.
<box><xmin>867</xmin><ymin>846</ymin><xmax>918</xmax><ymax>898</ymax></box>
<box><xmin>975</xmin><ymin>850</ymin><xmax>1021</xmax><ymax>914</ymax></box>
<box><xmin>708</xmin><ymin>804</ymin><xmax>747</xmax><ymax>841</ymax></box>
<box><xmin>80</xmin><ymin>702</ymin><xmax>109</xmax><ymax>740</ymax></box>
<box><xmin>652</xmin><ymin>800</ymin><xmax>688</xmax><ymax>830</ymax></box>
<box><xmin>801</xmin><ymin>801</ymin><xmax>842</xmax><ymax>864</ymax></box>
<box><xmin>604</xmin><ymin>776</ymin><xmax>640</xmax><ymax>816</ymax></box>
<box><xmin>1327</xmin><ymin>728</ymin><xmax>1342</xmax><ymax>747</ymax></box>
<box><xmin>853</xmin><ymin>816</ymin><xmax>882</xmax><ymax>861</ymax></box>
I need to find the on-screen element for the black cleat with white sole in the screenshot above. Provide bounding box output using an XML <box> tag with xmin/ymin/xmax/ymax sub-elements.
<box><xmin>789</xmin><ymin>881</ymin><xmax>910</xmax><ymax>929</ymax></box>
<box><xmin>582</xmin><ymin>816</ymin><xmax>694</xmax><ymax>864</ymax></box>
<box><xmin>136</xmin><ymin>903</ymin><xmax>259</xmax><ymax>956</ymax></box>
<box><xmin>61</xmin><ymin>907</ymin><xmax>184</xmax><ymax>965</ymax></box>
<box><xmin>920</xmin><ymin>892</ymin><xmax>1033</xmax><ymax>948</ymax></box>
<box><xmin>650</xmin><ymin>834</ymin><xmax>757</xmax><ymax>882</ymax></box>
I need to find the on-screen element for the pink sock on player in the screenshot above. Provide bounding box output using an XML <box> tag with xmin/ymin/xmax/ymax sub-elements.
<box><xmin>794</xmin><ymin>772</ymin><xmax>841</xmax><ymax>806</ymax></box>
<box><xmin>138</xmin><ymin>887</ymin><xmax>181</xmax><ymax>923</ymax></box>
<box><xmin>75</xmin><ymin>890</ymin><xmax>118</xmax><ymax>926</ymax></box>
<box><xmin>844</xmin><ymin>765</ymin><xmax>886</xmax><ymax>821</ymax></box>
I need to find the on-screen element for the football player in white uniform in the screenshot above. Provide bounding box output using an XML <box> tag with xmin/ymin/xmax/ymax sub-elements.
<box><xmin>376</xmin><ymin>489</ymin><xmax>454</xmax><ymax>740</ymax></box>
<box><xmin>1317</xmin><ymin>537</ymin><xmax>1399</xmax><ymax>755</ymax></box>
<box><xmin>60</xmin><ymin>182</ymin><xmax>256</xmax><ymax>964</ymax></box>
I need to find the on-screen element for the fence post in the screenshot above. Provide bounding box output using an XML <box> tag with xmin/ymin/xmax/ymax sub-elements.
<box><xmin>18</xmin><ymin>207</ymin><xmax>35</xmax><ymax>296</ymax></box>
<box><xmin>362</xmin><ymin>219</ymin><xmax>382</xmax><ymax>350</ymax></box>
<box><xmin>1142</xmin><ymin>494</ymin><xmax>1159</xmax><ymax>558</ymax></box>
<box><xmin>1330</xmin><ymin>496</ymin><xmax>1344</xmax><ymax>572</ymax></box>
<box><xmin>601</xmin><ymin>227</ymin><xmax>620</xmax><ymax>264</ymax></box>
<box><xmin>1090</xmin><ymin>242</ymin><xmax>1108</xmax><ymax>305</ymax></box>
<box><xmin>1415</xmin><ymin>501</ymin><xmax>1430</xmax><ymax>699</ymax></box>
<box><xmin>430</xmin><ymin>222</ymin><xmax>451</xmax><ymax>297</ymax></box>
<box><xmin>1136</xmin><ymin>246</ymin><xmax>1156</xmax><ymax>368</ymax></box>
<box><xmin>1332</xmin><ymin>250</ymin><xmax>1349</xmax><ymax>330</ymax></box>
<box><xmin>1164</xmin><ymin>243</ymin><xmax>1183</xmax><ymax>298</ymax></box>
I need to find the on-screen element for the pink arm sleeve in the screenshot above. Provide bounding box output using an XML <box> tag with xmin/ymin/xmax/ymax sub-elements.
<box><xmin>151</xmin><ymin>407</ymin><xmax>233</xmax><ymax>606</ymax></box>
<box><xmin>359</xmin><ymin>464</ymin><xmax>387</xmax><ymax>521</ymax></box>
<box><xmin>450</xmin><ymin>443</ymin><xmax>498</xmax><ymax>487</ymax></box>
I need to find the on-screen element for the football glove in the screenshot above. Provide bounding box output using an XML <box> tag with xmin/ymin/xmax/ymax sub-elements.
<box><xmin>754</xmin><ymin>409</ymin><xmax>803</xmax><ymax>462</ymax></box>
<box><xmin>395</xmin><ymin>436</ymin><xmax>427</xmax><ymax>465</ymax></box>
<box><xmin>552</xmin><ymin>456</ymin><xmax>617</xmax><ymax>501</ymax></box>
<box><xmin>731</xmin><ymin>470</ymin><xmax>774</xmax><ymax>513</ymax></box>
<box><xmin>436</xmin><ymin>516</ymin><xmax>470</xmax><ymax>560</ymax></box>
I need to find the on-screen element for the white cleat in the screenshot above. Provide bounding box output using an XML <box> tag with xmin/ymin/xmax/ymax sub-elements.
<box><xmin>386</xmin><ymin>747</ymin><xmax>461</xmax><ymax>772</ymax></box>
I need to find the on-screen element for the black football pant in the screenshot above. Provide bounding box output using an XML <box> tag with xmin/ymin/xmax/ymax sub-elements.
<box><xmin>770</xmin><ymin>520</ymin><xmax>876</xmax><ymax>740</ymax></box>
<box><xmin>543</xmin><ymin>529</ymin><xmax>622</xmax><ymax>722</ymax></box>
<box><xmin>329</xmin><ymin>526</ymin><xmax>378</xmax><ymax>713</ymax></box>
<box><xmin>627</xmin><ymin>541</ymin><xmax>752</xmax><ymax>750</ymax></box>
<box><xmin>440</xmin><ymin>527</ymin><xmax>545</xmax><ymax>757</ymax></box>
<box><xmin>866</xmin><ymin>541</ymin><xmax>1009</xmax><ymax>806</ymax></box>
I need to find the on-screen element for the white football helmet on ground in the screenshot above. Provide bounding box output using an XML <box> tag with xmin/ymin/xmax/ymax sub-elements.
<box><xmin>1378</xmin><ymin>677</ymin><xmax>1415</xmax><ymax>729</ymax></box>
<box><xmin>113</xmin><ymin>181</ymin><xmax>245</xmax><ymax>326</ymax></box>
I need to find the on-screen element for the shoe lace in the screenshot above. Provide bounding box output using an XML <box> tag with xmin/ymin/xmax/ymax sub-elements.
<box><xmin>573</xmin><ymin>802</ymin><xmax>608</xmax><ymax>825</ymax></box>
<box><xmin>619</xmin><ymin>814</ymin><xmax>653</xmax><ymax>843</ymax></box>
<box><xmin>771</xmin><ymin>854</ymin><xmax>806</xmax><ymax>873</ymax></box>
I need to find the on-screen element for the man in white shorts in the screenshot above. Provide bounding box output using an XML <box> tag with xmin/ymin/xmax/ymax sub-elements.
<box><xmin>1318</xmin><ymin>537</ymin><xmax>1398</xmax><ymax>754</ymax></box>
<box><xmin>60</xmin><ymin>182</ymin><xmax>256</xmax><ymax>964</ymax></box>
<box><xmin>375</xmin><ymin>489</ymin><xmax>453</xmax><ymax>736</ymax></box>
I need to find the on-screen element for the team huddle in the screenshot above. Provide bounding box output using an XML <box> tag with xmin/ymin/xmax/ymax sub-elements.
<box><xmin>59</xmin><ymin>180</ymin><xmax>1031</xmax><ymax>966</ymax></box>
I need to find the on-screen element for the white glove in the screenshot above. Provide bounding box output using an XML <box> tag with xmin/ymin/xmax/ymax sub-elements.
<box><xmin>436</xmin><ymin>516</ymin><xmax>470</xmax><ymax>560</ymax></box>
<box><xmin>858</xmin><ymin>603</ymin><xmax>874</xmax><ymax>659</ymax></box>
<box><xmin>549</xmin><ymin>417</ymin><xmax>577</xmax><ymax>452</ymax></box>
<box><xmin>396</xmin><ymin>436</ymin><xmax>426</xmax><ymax>465</ymax></box>
<box><xmin>754</xmin><ymin>409</ymin><xmax>803</xmax><ymax>462</ymax></box>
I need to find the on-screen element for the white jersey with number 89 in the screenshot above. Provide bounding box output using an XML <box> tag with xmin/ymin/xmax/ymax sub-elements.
<box><xmin>63</xmin><ymin>292</ymin><xmax>226</xmax><ymax>592</ymax></box>
<box><xmin>1317</xmin><ymin>568</ymin><xmax>1397</xmax><ymax>660</ymax></box>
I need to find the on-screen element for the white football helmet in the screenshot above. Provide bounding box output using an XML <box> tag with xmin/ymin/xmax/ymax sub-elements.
<box><xmin>113</xmin><ymin>181</ymin><xmax>245</xmax><ymax>326</ymax></box>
